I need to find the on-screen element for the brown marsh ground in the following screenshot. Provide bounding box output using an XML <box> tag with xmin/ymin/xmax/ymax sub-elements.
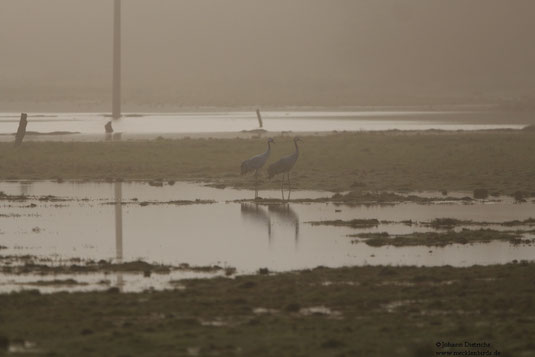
<box><xmin>1</xmin><ymin>130</ymin><xmax>535</xmax><ymax>195</ymax></box>
<box><xmin>0</xmin><ymin>264</ymin><xmax>534</xmax><ymax>356</ymax></box>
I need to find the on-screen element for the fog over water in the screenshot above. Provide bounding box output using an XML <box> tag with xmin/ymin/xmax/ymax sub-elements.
<box><xmin>1</xmin><ymin>1</ymin><xmax>535</xmax><ymax>110</ymax></box>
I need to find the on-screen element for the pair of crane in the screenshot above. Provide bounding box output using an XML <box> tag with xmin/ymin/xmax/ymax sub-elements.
<box><xmin>240</xmin><ymin>137</ymin><xmax>302</xmax><ymax>200</ymax></box>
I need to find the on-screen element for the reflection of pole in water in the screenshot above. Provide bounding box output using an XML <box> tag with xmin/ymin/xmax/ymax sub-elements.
<box><xmin>114</xmin><ymin>181</ymin><xmax>124</xmax><ymax>290</ymax></box>
<box><xmin>114</xmin><ymin>182</ymin><xmax>123</xmax><ymax>261</ymax></box>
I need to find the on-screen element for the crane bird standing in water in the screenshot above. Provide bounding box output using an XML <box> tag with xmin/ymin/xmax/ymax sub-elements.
<box><xmin>268</xmin><ymin>137</ymin><xmax>302</xmax><ymax>201</ymax></box>
<box><xmin>241</xmin><ymin>138</ymin><xmax>275</xmax><ymax>199</ymax></box>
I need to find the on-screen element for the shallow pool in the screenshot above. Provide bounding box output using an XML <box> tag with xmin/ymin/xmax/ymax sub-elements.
<box><xmin>1</xmin><ymin>181</ymin><xmax>534</xmax><ymax>292</ymax></box>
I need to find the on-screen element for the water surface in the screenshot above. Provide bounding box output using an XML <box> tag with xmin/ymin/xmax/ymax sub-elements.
<box><xmin>0</xmin><ymin>111</ymin><xmax>527</xmax><ymax>139</ymax></box>
<box><xmin>1</xmin><ymin>181</ymin><xmax>534</xmax><ymax>293</ymax></box>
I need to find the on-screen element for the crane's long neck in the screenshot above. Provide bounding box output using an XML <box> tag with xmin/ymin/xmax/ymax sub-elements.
<box><xmin>294</xmin><ymin>140</ymin><xmax>299</xmax><ymax>156</ymax></box>
<box><xmin>266</xmin><ymin>141</ymin><xmax>272</xmax><ymax>153</ymax></box>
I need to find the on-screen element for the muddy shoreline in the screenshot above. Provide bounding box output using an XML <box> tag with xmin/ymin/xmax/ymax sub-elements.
<box><xmin>2</xmin><ymin>131</ymin><xmax>535</xmax><ymax>194</ymax></box>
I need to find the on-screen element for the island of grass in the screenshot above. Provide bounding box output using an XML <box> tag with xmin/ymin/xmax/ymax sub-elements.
<box><xmin>352</xmin><ymin>229</ymin><xmax>533</xmax><ymax>247</ymax></box>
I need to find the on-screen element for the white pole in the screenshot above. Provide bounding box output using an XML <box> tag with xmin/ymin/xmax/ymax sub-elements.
<box><xmin>112</xmin><ymin>0</ymin><xmax>121</xmax><ymax>119</ymax></box>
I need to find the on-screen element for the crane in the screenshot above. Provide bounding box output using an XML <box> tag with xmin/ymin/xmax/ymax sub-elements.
<box><xmin>241</xmin><ymin>138</ymin><xmax>275</xmax><ymax>199</ymax></box>
<box><xmin>267</xmin><ymin>137</ymin><xmax>302</xmax><ymax>200</ymax></box>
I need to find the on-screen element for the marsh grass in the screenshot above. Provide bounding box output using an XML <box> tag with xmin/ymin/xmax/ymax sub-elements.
<box><xmin>0</xmin><ymin>258</ymin><xmax>229</xmax><ymax>275</ymax></box>
<box><xmin>353</xmin><ymin>229</ymin><xmax>527</xmax><ymax>247</ymax></box>
<box><xmin>0</xmin><ymin>264</ymin><xmax>534</xmax><ymax>356</ymax></box>
<box><xmin>308</xmin><ymin>218</ymin><xmax>380</xmax><ymax>228</ymax></box>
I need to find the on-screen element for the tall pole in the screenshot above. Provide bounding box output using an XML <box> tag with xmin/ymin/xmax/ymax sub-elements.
<box><xmin>112</xmin><ymin>0</ymin><xmax>121</xmax><ymax>119</ymax></box>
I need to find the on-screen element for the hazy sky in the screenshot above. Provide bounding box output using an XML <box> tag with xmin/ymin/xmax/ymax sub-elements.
<box><xmin>1</xmin><ymin>0</ymin><xmax>534</xmax><ymax>108</ymax></box>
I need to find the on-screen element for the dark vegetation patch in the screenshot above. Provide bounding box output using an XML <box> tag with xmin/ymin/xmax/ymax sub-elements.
<box><xmin>352</xmin><ymin>229</ymin><xmax>529</xmax><ymax>247</ymax></box>
<box><xmin>235</xmin><ymin>191</ymin><xmax>466</xmax><ymax>206</ymax></box>
<box><xmin>23</xmin><ymin>279</ymin><xmax>88</xmax><ymax>287</ymax></box>
<box><xmin>0</xmin><ymin>192</ymin><xmax>71</xmax><ymax>202</ymax></box>
<box><xmin>308</xmin><ymin>218</ymin><xmax>380</xmax><ymax>228</ymax></box>
<box><xmin>330</xmin><ymin>191</ymin><xmax>470</xmax><ymax>204</ymax></box>
<box><xmin>0</xmin><ymin>213</ymin><xmax>22</xmax><ymax>218</ymax></box>
<box><xmin>104</xmin><ymin>199</ymin><xmax>216</xmax><ymax>207</ymax></box>
<box><xmin>500</xmin><ymin>218</ymin><xmax>535</xmax><ymax>226</ymax></box>
<box><xmin>424</xmin><ymin>218</ymin><xmax>472</xmax><ymax>229</ymax></box>
<box><xmin>423</xmin><ymin>217</ymin><xmax>535</xmax><ymax>229</ymax></box>
<box><xmin>0</xmin><ymin>257</ymin><xmax>232</xmax><ymax>276</ymax></box>
<box><xmin>0</xmin><ymin>264</ymin><xmax>534</xmax><ymax>356</ymax></box>
<box><xmin>310</xmin><ymin>217</ymin><xmax>535</xmax><ymax>232</ymax></box>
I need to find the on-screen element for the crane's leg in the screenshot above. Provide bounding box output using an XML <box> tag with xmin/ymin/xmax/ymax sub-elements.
<box><xmin>268</xmin><ymin>217</ymin><xmax>272</xmax><ymax>245</ymax></box>
<box><xmin>287</xmin><ymin>172</ymin><xmax>291</xmax><ymax>201</ymax></box>
<box><xmin>295</xmin><ymin>219</ymin><xmax>299</xmax><ymax>248</ymax></box>
<box><xmin>254</xmin><ymin>170</ymin><xmax>258</xmax><ymax>200</ymax></box>
<box><xmin>280</xmin><ymin>174</ymin><xmax>285</xmax><ymax>201</ymax></box>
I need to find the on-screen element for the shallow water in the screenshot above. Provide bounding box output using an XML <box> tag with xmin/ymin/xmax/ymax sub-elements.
<box><xmin>1</xmin><ymin>181</ymin><xmax>534</xmax><ymax>292</ymax></box>
<box><xmin>0</xmin><ymin>111</ymin><xmax>527</xmax><ymax>137</ymax></box>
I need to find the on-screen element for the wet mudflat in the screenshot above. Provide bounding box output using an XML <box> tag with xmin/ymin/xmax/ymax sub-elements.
<box><xmin>5</xmin><ymin>131</ymin><xmax>535</xmax><ymax>196</ymax></box>
<box><xmin>1</xmin><ymin>181</ymin><xmax>535</xmax><ymax>293</ymax></box>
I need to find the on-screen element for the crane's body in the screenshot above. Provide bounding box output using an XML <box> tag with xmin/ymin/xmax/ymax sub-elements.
<box><xmin>240</xmin><ymin>138</ymin><xmax>274</xmax><ymax>199</ymax></box>
<box><xmin>268</xmin><ymin>137</ymin><xmax>302</xmax><ymax>200</ymax></box>
<box><xmin>267</xmin><ymin>150</ymin><xmax>298</xmax><ymax>178</ymax></box>
<box><xmin>241</xmin><ymin>138</ymin><xmax>273</xmax><ymax>175</ymax></box>
<box><xmin>268</xmin><ymin>137</ymin><xmax>300</xmax><ymax>178</ymax></box>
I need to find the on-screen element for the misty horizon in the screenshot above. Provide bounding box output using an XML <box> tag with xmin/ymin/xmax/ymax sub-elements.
<box><xmin>1</xmin><ymin>0</ymin><xmax>535</xmax><ymax>111</ymax></box>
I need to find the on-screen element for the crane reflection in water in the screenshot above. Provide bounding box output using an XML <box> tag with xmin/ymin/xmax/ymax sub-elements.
<box><xmin>268</xmin><ymin>204</ymin><xmax>299</xmax><ymax>248</ymax></box>
<box><xmin>240</xmin><ymin>203</ymin><xmax>272</xmax><ymax>243</ymax></box>
<box><xmin>240</xmin><ymin>203</ymin><xmax>299</xmax><ymax>248</ymax></box>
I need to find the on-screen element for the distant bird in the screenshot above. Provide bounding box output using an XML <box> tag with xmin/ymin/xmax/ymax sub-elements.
<box><xmin>268</xmin><ymin>137</ymin><xmax>302</xmax><ymax>200</ymax></box>
<box><xmin>241</xmin><ymin>138</ymin><xmax>275</xmax><ymax>198</ymax></box>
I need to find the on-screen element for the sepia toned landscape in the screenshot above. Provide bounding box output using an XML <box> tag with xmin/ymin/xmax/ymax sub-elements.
<box><xmin>1</xmin><ymin>1</ymin><xmax>535</xmax><ymax>356</ymax></box>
